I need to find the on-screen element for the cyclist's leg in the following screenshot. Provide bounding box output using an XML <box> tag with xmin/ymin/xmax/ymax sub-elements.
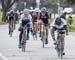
<box><xmin>27</xmin><ymin>28</ymin><xmax>30</xmax><ymax>40</ymax></box>
<box><xmin>44</xmin><ymin>24</ymin><xmax>49</xmax><ymax>44</ymax></box>
<box><xmin>60</xmin><ymin>33</ymin><xmax>65</xmax><ymax>54</ymax></box>
<box><xmin>37</xmin><ymin>20</ymin><xmax>41</xmax><ymax>35</ymax></box>
<box><xmin>9</xmin><ymin>18</ymin><xmax>12</xmax><ymax>34</ymax></box>
<box><xmin>13</xmin><ymin>19</ymin><xmax>16</xmax><ymax>30</ymax></box>
<box><xmin>34</xmin><ymin>21</ymin><xmax>37</xmax><ymax>34</ymax></box>
<box><xmin>11</xmin><ymin>19</ymin><xmax>14</xmax><ymax>31</ymax></box>
<box><xmin>39</xmin><ymin>21</ymin><xmax>42</xmax><ymax>37</ymax></box>
<box><xmin>9</xmin><ymin>21</ymin><xmax>11</xmax><ymax>34</ymax></box>
<box><xmin>19</xmin><ymin>31</ymin><xmax>23</xmax><ymax>48</ymax></box>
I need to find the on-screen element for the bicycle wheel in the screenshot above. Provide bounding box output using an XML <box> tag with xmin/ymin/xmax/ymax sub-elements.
<box><xmin>56</xmin><ymin>43</ymin><xmax>60</xmax><ymax>57</ymax></box>
<box><xmin>9</xmin><ymin>25</ymin><xmax>13</xmax><ymax>37</ymax></box>
<box><xmin>22</xmin><ymin>42</ymin><xmax>26</xmax><ymax>52</ymax></box>
<box><xmin>33</xmin><ymin>30</ymin><xmax>37</xmax><ymax>40</ymax></box>
<box><xmin>42</xmin><ymin>31</ymin><xmax>45</xmax><ymax>48</ymax></box>
<box><xmin>21</xmin><ymin>31</ymin><xmax>26</xmax><ymax>52</ymax></box>
<box><xmin>57</xmin><ymin>41</ymin><xmax>63</xmax><ymax>59</ymax></box>
<box><xmin>60</xmin><ymin>42</ymin><xmax>63</xmax><ymax>59</ymax></box>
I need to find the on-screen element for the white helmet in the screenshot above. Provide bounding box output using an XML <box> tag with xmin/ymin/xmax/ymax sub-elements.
<box><xmin>41</xmin><ymin>7</ymin><xmax>47</xmax><ymax>12</ymax></box>
<box><xmin>34</xmin><ymin>8</ymin><xmax>41</xmax><ymax>12</ymax></box>
<box><xmin>20</xmin><ymin>11</ymin><xmax>23</xmax><ymax>14</ymax></box>
<box><xmin>23</xmin><ymin>9</ymin><xmax>30</xmax><ymax>14</ymax></box>
<box><xmin>10</xmin><ymin>10</ymin><xmax>15</xmax><ymax>13</ymax></box>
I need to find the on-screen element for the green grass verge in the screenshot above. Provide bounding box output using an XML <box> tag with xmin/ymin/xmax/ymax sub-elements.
<box><xmin>0</xmin><ymin>12</ymin><xmax>2</xmax><ymax>24</ymax></box>
<box><xmin>66</xmin><ymin>17</ymin><xmax>75</xmax><ymax>32</ymax></box>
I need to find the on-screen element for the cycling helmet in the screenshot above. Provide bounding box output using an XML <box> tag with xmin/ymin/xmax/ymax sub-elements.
<box><xmin>23</xmin><ymin>9</ymin><xmax>30</xmax><ymax>14</ymax></box>
<box><xmin>55</xmin><ymin>17</ymin><xmax>62</xmax><ymax>25</ymax></box>
<box><xmin>20</xmin><ymin>11</ymin><xmax>23</xmax><ymax>14</ymax></box>
<box><xmin>10</xmin><ymin>10</ymin><xmax>14</xmax><ymax>13</ymax></box>
<box><xmin>41</xmin><ymin>7</ymin><xmax>47</xmax><ymax>13</ymax></box>
<box><xmin>34</xmin><ymin>8</ymin><xmax>41</xmax><ymax>12</ymax></box>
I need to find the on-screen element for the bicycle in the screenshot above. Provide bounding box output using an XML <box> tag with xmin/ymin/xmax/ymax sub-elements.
<box><xmin>9</xmin><ymin>19</ymin><xmax>14</xmax><ymax>37</ymax></box>
<box><xmin>55</xmin><ymin>30</ymin><xmax>64</xmax><ymax>59</ymax></box>
<box><xmin>33</xmin><ymin>22</ymin><xmax>38</xmax><ymax>40</ymax></box>
<box><xmin>21</xmin><ymin>20</ymin><xmax>29</xmax><ymax>52</ymax></box>
<box><xmin>41</xmin><ymin>24</ymin><xmax>46</xmax><ymax>48</ymax></box>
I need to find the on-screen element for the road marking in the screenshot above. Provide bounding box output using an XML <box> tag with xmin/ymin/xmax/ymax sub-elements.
<box><xmin>0</xmin><ymin>53</ymin><xmax>8</xmax><ymax>60</ymax></box>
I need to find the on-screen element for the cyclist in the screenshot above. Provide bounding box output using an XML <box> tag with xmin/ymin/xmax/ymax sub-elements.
<box><xmin>31</xmin><ymin>10</ymin><xmax>39</xmax><ymax>36</ymax></box>
<box><xmin>18</xmin><ymin>9</ymin><xmax>33</xmax><ymax>48</ymax></box>
<box><xmin>39</xmin><ymin>7</ymin><xmax>50</xmax><ymax>44</ymax></box>
<box><xmin>8</xmin><ymin>10</ymin><xmax>15</xmax><ymax>34</ymax></box>
<box><xmin>60</xmin><ymin>12</ymin><xmax>66</xmax><ymax>20</ymax></box>
<box><xmin>51</xmin><ymin>17</ymin><xmax>68</xmax><ymax>55</ymax></box>
<box><xmin>67</xmin><ymin>16</ymin><xmax>73</xmax><ymax>30</ymax></box>
<box><xmin>19</xmin><ymin>11</ymin><xmax>23</xmax><ymax>24</ymax></box>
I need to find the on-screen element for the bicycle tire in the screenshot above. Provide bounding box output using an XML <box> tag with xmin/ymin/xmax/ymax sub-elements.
<box><xmin>22</xmin><ymin>43</ymin><xmax>26</xmax><ymax>52</ymax></box>
<box><xmin>9</xmin><ymin>24</ymin><xmax>13</xmax><ymax>37</ymax></box>
<box><xmin>21</xmin><ymin>30</ymin><xmax>26</xmax><ymax>52</ymax></box>
<box><xmin>42</xmin><ymin>32</ymin><xmax>45</xmax><ymax>48</ymax></box>
<box><xmin>57</xmin><ymin>40</ymin><xmax>63</xmax><ymax>59</ymax></box>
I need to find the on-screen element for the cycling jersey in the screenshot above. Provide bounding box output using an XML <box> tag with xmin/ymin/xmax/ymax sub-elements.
<box><xmin>39</xmin><ymin>12</ymin><xmax>49</xmax><ymax>24</ymax></box>
<box><xmin>20</xmin><ymin>14</ymin><xmax>33</xmax><ymax>30</ymax></box>
<box><xmin>52</xmin><ymin>18</ymin><xmax>67</xmax><ymax>33</ymax></box>
<box><xmin>8</xmin><ymin>12</ymin><xmax>15</xmax><ymax>20</ymax></box>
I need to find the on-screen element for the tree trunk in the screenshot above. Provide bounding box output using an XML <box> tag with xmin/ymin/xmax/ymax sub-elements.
<box><xmin>2</xmin><ymin>10</ymin><xmax>7</xmax><ymax>22</ymax></box>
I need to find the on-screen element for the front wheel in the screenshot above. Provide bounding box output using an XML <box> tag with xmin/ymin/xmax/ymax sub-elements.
<box><xmin>22</xmin><ymin>43</ymin><xmax>26</xmax><ymax>52</ymax></box>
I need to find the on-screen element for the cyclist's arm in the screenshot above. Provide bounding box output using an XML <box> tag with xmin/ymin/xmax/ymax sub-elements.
<box><xmin>64</xmin><ymin>25</ymin><xmax>68</xmax><ymax>35</ymax></box>
<box><xmin>51</xmin><ymin>27</ymin><xmax>56</xmax><ymax>41</ymax></box>
<box><xmin>48</xmin><ymin>13</ymin><xmax>51</xmax><ymax>25</ymax></box>
<box><xmin>62</xmin><ymin>18</ymin><xmax>68</xmax><ymax>35</ymax></box>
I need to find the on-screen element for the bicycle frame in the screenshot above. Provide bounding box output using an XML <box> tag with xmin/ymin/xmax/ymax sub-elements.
<box><xmin>9</xmin><ymin>19</ymin><xmax>14</xmax><ymax>37</ymax></box>
<box><xmin>21</xmin><ymin>24</ymin><xmax>27</xmax><ymax>52</ymax></box>
<box><xmin>41</xmin><ymin>24</ymin><xmax>46</xmax><ymax>48</ymax></box>
<box><xmin>56</xmin><ymin>30</ymin><xmax>63</xmax><ymax>59</ymax></box>
<box><xmin>33</xmin><ymin>22</ymin><xmax>38</xmax><ymax>40</ymax></box>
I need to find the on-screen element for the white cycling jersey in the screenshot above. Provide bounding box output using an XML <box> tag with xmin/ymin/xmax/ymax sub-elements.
<box><xmin>52</xmin><ymin>18</ymin><xmax>67</xmax><ymax>29</ymax></box>
<box><xmin>19</xmin><ymin>14</ymin><xmax>33</xmax><ymax>29</ymax></box>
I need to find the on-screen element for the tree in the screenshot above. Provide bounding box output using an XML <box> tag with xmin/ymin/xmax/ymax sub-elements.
<box><xmin>66</xmin><ymin>0</ymin><xmax>75</xmax><ymax>5</ymax></box>
<box><xmin>0</xmin><ymin>0</ymin><xmax>16</xmax><ymax>22</ymax></box>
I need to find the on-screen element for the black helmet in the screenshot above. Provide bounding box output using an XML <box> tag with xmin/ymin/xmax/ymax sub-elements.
<box><xmin>55</xmin><ymin>17</ymin><xmax>62</xmax><ymax>25</ymax></box>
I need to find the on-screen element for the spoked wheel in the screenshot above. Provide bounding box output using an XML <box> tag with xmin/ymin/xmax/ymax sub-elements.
<box><xmin>9</xmin><ymin>26</ymin><xmax>13</xmax><ymax>37</ymax></box>
<box><xmin>10</xmin><ymin>31</ymin><xmax>13</xmax><ymax>37</ymax></box>
<box><xmin>57</xmin><ymin>50</ymin><xmax>63</xmax><ymax>59</ymax></box>
<box><xmin>41</xmin><ymin>32</ymin><xmax>45</xmax><ymax>48</ymax></box>
<box><xmin>56</xmin><ymin>42</ymin><xmax>63</xmax><ymax>59</ymax></box>
<box><xmin>43</xmin><ymin>38</ymin><xmax>45</xmax><ymax>48</ymax></box>
<box><xmin>22</xmin><ymin>42</ymin><xmax>26</xmax><ymax>52</ymax></box>
<box><xmin>33</xmin><ymin>30</ymin><xmax>37</xmax><ymax>40</ymax></box>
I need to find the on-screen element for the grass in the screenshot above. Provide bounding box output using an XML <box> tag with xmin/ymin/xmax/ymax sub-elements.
<box><xmin>0</xmin><ymin>12</ymin><xmax>2</xmax><ymax>23</ymax></box>
<box><xmin>67</xmin><ymin>17</ymin><xmax>75</xmax><ymax>32</ymax></box>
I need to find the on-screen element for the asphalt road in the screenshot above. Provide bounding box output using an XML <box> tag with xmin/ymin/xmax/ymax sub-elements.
<box><xmin>0</xmin><ymin>24</ymin><xmax>75</xmax><ymax>60</ymax></box>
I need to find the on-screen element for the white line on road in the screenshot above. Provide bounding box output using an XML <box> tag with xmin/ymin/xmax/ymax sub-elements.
<box><xmin>0</xmin><ymin>53</ymin><xmax>8</xmax><ymax>60</ymax></box>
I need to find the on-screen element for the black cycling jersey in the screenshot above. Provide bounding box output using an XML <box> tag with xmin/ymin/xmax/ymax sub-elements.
<box><xmin>39</xmin><ymin>12</ymin><xmax>49</xmax><ymax>24</ymax></box>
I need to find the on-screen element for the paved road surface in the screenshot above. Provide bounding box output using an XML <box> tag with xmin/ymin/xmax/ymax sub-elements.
<box><xmin>0</xmin><ymin>24</ymin><xmax>75</xmax><ymax>60</ymax></box>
